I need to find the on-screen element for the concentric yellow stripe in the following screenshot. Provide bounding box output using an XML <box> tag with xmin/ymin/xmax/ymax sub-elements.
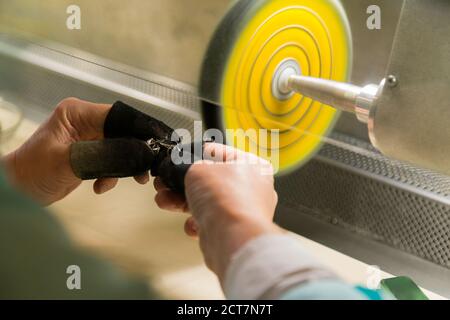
<box><xmin>221</xmin><ymin>0</ymin><xmax>352</xmax><ymax>173</ymax></box>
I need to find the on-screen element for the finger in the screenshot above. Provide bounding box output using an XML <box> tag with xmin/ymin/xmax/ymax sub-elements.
<box><xmin>203</xmin><ymin>143</ymin><xmax>264</xmax><ymax>164</ymax></box>
<box><xmin>94</xmin><ymin>178</ymin><xmax>119</xmax><ymax>194</ymax></box>
<box><xmin>184</xmin><ymin>217</ymin><xmax>199</xmax><ymax>238</ymax></box>
<box><xmin>59</xmin><ymin>98</ymin><xmax>112</xmax><ymax>140</ymax></box>
<box><xmin>203</xmin><ymin>143</ymin><xmax>239</xmax><ymax>162</ymax></box>
<box><xmin>273</xmin><ymin>190</ymin><xmax>279</xmax><ymax>207</ymax></box>
<box><xmin>153</xmin><ymin>176</ymin><xmax>168</xmax><ymax>192</ymax></box>
<box><xmin>134</xmin><ymin>172</ymin><xmax>150</xmax><ymax>185</ymax></box>
<box><xmin>154</xmin><ymin>189</ymin><xmax>188</xmax><ymax>212</ymax></box>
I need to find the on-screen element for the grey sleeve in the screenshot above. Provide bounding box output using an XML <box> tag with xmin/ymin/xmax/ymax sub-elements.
<box><xmin>223</xmin><ymin>234</ymin><xmax>341</xmax><ymax>300</ymax></box>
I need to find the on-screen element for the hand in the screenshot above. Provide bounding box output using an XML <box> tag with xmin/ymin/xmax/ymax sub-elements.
<box><xmin>154</xmin><ymin>144</ymin><xmax>281</xmax><ymax>280</ymax></box>
<box><xmin>2</xmin><ymin>98</ymin><xmax>149</xmax><ymax>206</ymax></box>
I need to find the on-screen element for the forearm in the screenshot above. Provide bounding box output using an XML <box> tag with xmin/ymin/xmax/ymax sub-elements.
<box><xmin>1</xmin><ymin>140</ymin><xmax>58</xmax><ymax>205</ymax></box>
<box><xmin>208</xmin><ymin>219</ymin><xmax>282</xmax><ymax>282</ymax></box>
<box><xmin>223</xmin><ymin>233</ymin><xmax>380</xmax><ymax>300</ymax></box>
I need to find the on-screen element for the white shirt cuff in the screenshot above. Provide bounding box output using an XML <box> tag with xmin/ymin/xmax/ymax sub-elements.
<box><xmin>223</xmin><ymin>234</ymin><xmax>339</xmax><ymax>300</ymax></box>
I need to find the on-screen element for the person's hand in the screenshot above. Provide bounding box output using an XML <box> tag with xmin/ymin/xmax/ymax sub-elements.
<box><xmin>2</xmin><ymin>98</ymin><xmax>149</xmax><ymax>206</ymax></box>
<box><xmin>154</xmin><ymin>144</ymin><xmax>282</xmax><ymax>280</ymax></box>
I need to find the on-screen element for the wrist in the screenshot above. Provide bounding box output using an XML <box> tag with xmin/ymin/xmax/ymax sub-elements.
<box><xmin>2</xmin><ymin>150</ymin><xmax>19</xmax><ymax>186</ymax></box>
<box><xmin>211</xmin><ymin>216</ymin><xmax>282</xmax><ymax>281</ymax></box>
<box><xmin>2</xmin><ymin>146</ymin><xmax>47</xmax><ymax>204</ymax></box>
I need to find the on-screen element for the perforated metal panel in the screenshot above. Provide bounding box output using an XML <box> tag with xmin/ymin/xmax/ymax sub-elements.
<box><xmin>277</xmin><ymin>136</ymin><xmax>450</xmax><ymax>269</ymax></box>
<box><xmin>276</xmin><ymin>133</ymin><xmax>450</xmax><ymax>296</ymax></box>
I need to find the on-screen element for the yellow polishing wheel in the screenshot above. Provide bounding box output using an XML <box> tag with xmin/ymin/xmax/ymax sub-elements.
<box><xmin>200</xmin><ymin>0</ymin><xmax>352</xmax><ymax>174</ymax></box>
